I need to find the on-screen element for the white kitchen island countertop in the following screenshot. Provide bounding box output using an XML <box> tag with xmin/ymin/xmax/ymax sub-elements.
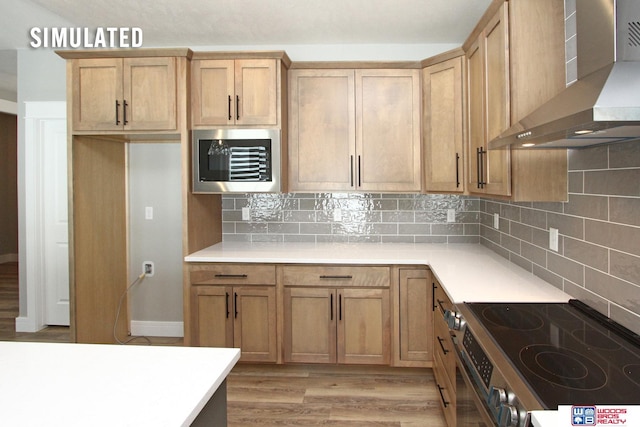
<box><xmin>0</xmin><ymin>341</ymin><xmax>240</xmax><ymax>427</ymax></box>
<box><xmin>185</xmin><ymin>242</ymin><xmax>570</xmax><ymax>304</ymax></box>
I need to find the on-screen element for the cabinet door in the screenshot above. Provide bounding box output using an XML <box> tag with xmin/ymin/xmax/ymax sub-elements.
<box><xmin>483</xmin><ymin>3</ymin><xmax>511</xmax><ymax>196</ymax></box>
<box><xmin>191</xmin><ymin>59</ymin><xmax>235</xmax><ymax>126</ymax></box>
<box><xmin>398</xmin><ymin>269</ymin><xmax>433</xmax><ymax>364</ymax></box>
<box><xmin>71</xmin><ymin>58</ymin><xmax>123</xmax><ymax>131</ymax></box>
<box><xmin>356</xmin><ymin>70</ymin><xmax>421</xmax><ymax>192</ymax></box>
<box><xmin>466</xmin><ymin>3</ymin><xmax>511</xmax><ymax>197</ymax></box>
<box><xmin>123</xmin><ymin>57</ymin><xmax>177</xmax><ymax>131</ymax></box>
<box><xmin>423</xmin><ymin>58</ymin><xmax>464</xmax><ymax>193</ymax></box>
<box><xmin>288</xmin><ymin>69</ymin><xmax>356</xmax><ymax>191</ymax></box>
<box><xmin>234</xmin><ymin>286</ymin><xmax>277</xmax><ymax>362</ymax></box>
<box><xmin>193</xmin><ymin>286</ymin><xmax>233</xmax><ymax>348</ymax></box>
<box><xmin>466</xmin><ymin>39</ymin><xmax>484</xmax><ymax>193</ymax></box>
<box><xmin>284</xmin><ymin>287</ymin><xmax>336</xmax><ymax>364</ymax></box>
<box><xmin>338</xmin><ymin>288</ymin><xmax>390</xmax><ymax>365</ymax></box>
<box><xmin>235</xmin><ymin>59</ymin><xmax>278</xmax><ymax>125</ymax></box>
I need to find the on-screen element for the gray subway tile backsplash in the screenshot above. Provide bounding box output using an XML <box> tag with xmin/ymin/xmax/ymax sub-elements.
<box><xmin>223</xmin><ymin>193</ymin><xmax>480</xmax><ymax>244</ymax></box>
<box><xmin>480</xmin><ymin>140</ymin><xmax>640</xmax><ymax>334</ymax></box>
<box><xmin>221</xmin><ymin>141</ymin><xmax>640</xmax><ymax>334</ymax></box>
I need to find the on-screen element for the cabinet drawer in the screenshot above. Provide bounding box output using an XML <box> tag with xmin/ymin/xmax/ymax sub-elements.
<box><xmin>282</xmin><ymin>265</ymin><xmax>390</xmax><ymax>288</ymax></box>
<box><xmin>433</xmin><ymin>279</ymin><xmax>454</xmax><ymax>316</ymax></box>
<box><xmin>434</xmin><ymin>315</ymin><xmax>456</xmax><ymax>383</ymax></box>
<box><xmin>190</xmin><ymin>263</ymin><xmax>276</xmax><ymax>285</ymax></box>
<box><xmin>433</xmin><ymin>348</ymin><xmax>456</xmax><ymax>427</ymax></box>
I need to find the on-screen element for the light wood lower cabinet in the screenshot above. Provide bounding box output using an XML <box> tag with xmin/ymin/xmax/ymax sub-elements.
<box><xmin>395</xmin><ymin>268</ymin><xmax>433</xmax><ymax>366</ymax></box>
<box><xmin>284</xmin><ymin>287</ymin><xmax>390</xmax><ymax>365</ymax></box>
<box><xmin>282</xmin><ymin>265</ymin><xmax>391</xmax><ymax>365</ymax></box>
<box><xmin>190</xmin><ymin>264</ymin><xmax>277</xmax><ymax>363</ymax></box>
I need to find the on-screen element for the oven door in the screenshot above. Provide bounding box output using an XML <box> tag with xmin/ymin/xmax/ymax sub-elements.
<box><xmin>454</xmin><ymin>353</ymin><xmax>495</xmax><ymax>426</ymax></box>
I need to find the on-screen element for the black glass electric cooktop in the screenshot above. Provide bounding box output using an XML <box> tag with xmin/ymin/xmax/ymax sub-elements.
<box><xmin>467</xmin><ymin>301</ymin><xmax>640</xmax><ymax>409</ymax></box>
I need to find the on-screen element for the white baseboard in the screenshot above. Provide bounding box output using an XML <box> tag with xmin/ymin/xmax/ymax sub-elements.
<box><xmin>15</xmin><ymin>316</ymin><xmax>46</xmax><ymax>333</ymax></box>
<box><xmin>130</xmin><ymin>320</ymin><xmax>184</xmax><ymax>337</ymax></box>
<box><xmin>0</xmin><ymin>253</ymin><xmax>19</xmax><ymax>264</ymax></box>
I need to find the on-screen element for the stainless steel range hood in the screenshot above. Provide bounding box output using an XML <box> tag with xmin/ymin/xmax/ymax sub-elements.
<box><xmin>490</xmin><ymin>0</ymin><xmax>640</xmax><ymax>149</ymax></box>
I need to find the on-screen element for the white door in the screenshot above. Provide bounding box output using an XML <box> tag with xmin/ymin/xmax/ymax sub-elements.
<box><xmin>43</xmin><ymin>119</ymin><xmax>69</xmax><ymax>325</ymax></box>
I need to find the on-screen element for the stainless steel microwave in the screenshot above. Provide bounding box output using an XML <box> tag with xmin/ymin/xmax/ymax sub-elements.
<box><xmin>192</xmin><ymin>128</ymin><xmax>281</xmax><ymax>193</ymax></box>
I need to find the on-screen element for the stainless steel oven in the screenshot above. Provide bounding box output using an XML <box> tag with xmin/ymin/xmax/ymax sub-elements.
<box><xmin>444</xmin><ymin>300</ymin><xmax>640</xmax><ymax>427</ymax></box>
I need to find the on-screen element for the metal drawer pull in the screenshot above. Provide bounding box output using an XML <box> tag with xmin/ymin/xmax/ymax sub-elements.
<box><xmin>455</xmin><ymin>152</ymin><xmax>460</xmax><ymax>188</ymax></box>
<box><xmin>437</xmin><ymin>384</ymin><xmax>449</xmax><ymax>407</ymax></box>
<box><xmin>437</xmin><ymin>299</ymin><xmax>446</xmax><ymax>313</ymax></box>
<box><xmin>214</xmin><ymin>274</ymin><xmax>248</xmax><ymax>278</ymax></box>
<box><xmin>227</xmin><ymin>95</ymin><xmax>232</xmax><ymax>120</ymax></box>
<box><xmin>234</xmin><ymin>292</ymin><xmax>238</xmax><ymax>318</ymax></box>
<box><xmin>115</xmin><ymin>100</ymin><xmax>120</xmax><ymax>125</ymax></box>
<box><xmin>437</xmin><ymin>336</ymin><xmax>450</xmax><ymax>354</ymax></box>
<box><xmin>225</xmin><ymin>292</ymin><xmax>230</xmax><ymax>318</ymax></box>
<box><xmin>319</xmin><ymin>275</ymin><xmax>353</xmax><ymax>280</ymax></box>
<box><xmin>123</xmin><ymin>100</ymin><xmax>128</xmax><ymax>125</ymax></box>
<box><xmin>330</xmin><ymin>294</ymin><xmax>334</xmax><ymax>321</ymax></box>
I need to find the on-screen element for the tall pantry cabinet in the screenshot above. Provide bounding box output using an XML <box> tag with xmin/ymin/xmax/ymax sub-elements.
<box><xmin>58</xmin><ymin>48</ymin><xmax>222</xmax><ymax>344</ymax></box>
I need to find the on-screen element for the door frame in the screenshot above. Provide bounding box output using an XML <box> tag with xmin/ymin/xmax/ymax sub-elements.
<box><xmin>16</xmin><ymin>101</ymin><xmax>67</xmax><ymax>332</ymax></box>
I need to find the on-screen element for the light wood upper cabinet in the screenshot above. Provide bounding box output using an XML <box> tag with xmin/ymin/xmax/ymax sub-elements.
<box><xmin>508</xmin><ymin>0</ymin><xmax>568</xmax><ymax>202</ymax></box>
<box><xmin>71</xmin><ymin>57</ymin><xmax>177</xmax><ymax>132</ymax></box>
<box><xmin>422</xmin><ymin>57</ymin><xmax>464</xmax><ymax>193</ymax></box>
<box><xmin>288</xmin><ymin>68</ymin><xmax>421</xmax><ymax>193</ymax></box>
<box><xmin>191</xmin><ymin>58</ymin><xmax>278</xmax><ymax>126</ymax></box>
<box><xmin>465</xmin><ymin>2</ymin><xmax>511</xmax><ymax>197</ymax></box>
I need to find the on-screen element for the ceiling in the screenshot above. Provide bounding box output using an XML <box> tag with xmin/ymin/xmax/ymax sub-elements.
<box><xmin>0</xmin><ymin>0</ymin><xmax>492</xmax><ymax>102</ymax></box>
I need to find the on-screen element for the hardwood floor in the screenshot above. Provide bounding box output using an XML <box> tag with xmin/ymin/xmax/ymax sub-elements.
<box><xmin>0</xmin><ymin>261</ymin><xmax>447</xmax><ymax>426</ymax></box>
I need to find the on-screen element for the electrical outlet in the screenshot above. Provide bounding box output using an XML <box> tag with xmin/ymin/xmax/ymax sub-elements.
<box><xmin>241</xmin><ymin>207</ymin><xmax>250</xmax><ymax>221</ymax></box>
<box><xmin>333</xmin><ymin>208</ymin><xmax>342</xmax><ymax>222</ymax></box>
<box><xmin>494</xmin><ymin>213</ymin><xmax>500</xmax><ymax>229</ymax></box>
<box><xmin>549</xmin><ymin>228</ymin><xmax>559</xmax><ymax>252</ymax></box>
<box><xmin>143</xmin><ymin>261</ymin><xmax>154</xmax><ymax>277</ymax></box>
<box><xmin>447</xmin><ymin>209</ymin><xmax>455</xmax><ymax>223</ymax></box>
<box><xmin>145</xmin><ymin>206</ymin><xmax>153</xmax><ymax>220</ymax></box>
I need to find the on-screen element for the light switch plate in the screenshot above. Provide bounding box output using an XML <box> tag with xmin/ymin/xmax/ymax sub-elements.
<box><xmin>241</xmin><ymin>207</ymin><xmax>250</xmax><ymax>221</ymax></box>
<box><xmin>145</xmin><ymin>206</ymin><xmax>153</xmax><ymax>220</ymax></box>
<box><xmin>549</xmin><ymin>227</ymin><xmax>559</xmax><ymax>251</ymax></box>
<box><xmin>333</xmin><ymin>208</ymin><xmax>342</xmax><ymax>222</ymax></box>
<box><xmin>494</xmin><ymin>213</ymin><xmax>500</xmax><ymax>229</ymax></box>
<box><xmin>447</xmin><ymin>209</ymin><xmax>455</xmax><ymax>223</ymax></box>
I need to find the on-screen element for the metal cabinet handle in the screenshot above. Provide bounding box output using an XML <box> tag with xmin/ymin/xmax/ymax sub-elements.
<box><xmin>350</xmin><ymin>155</ymin><xmax>354</xmax><ymax>187</ymax></box>
<box><xmin>214</xmin><ymin>274</ymin><xmax>248</xmax><ymax>279</ymax></box>
<box><xmin>455</xmin><ymin>153</ymin><xmax>460</xmax><ymax>188</ymax></box>
<box><xmin>437</xmin><ymin>299</ymin><xmax>446</xmax><ymax>314</ymax></box>
<box><xmin>479</xmin><ymin>147</ymin><xmax>486</xmax><ymax>188</ymax></box>
<box><xmin>225</xmin><ymin>292</ymin><xmax>230</xmax><ymax>318</ymax></box>
<box><xmin>319</xmin><ymin>275</ymin><xmax>353</xmax><ymax>280</ymax></box>
<box><xmin>357</xmin><ymin>155</ymin><xmax>362</xmax><ymax>187</ymax></box>
<box><xmin>330</xmin><ymin>293</ymin><xmax>334</xmax><ymax>321</ymax></box>
<box><xmin>115</xmin><ymin>100</ymin><xmax>120</xmax><ymax>125</ymax></box>
<box><xmin>437</xmin><ymin>336</ymin><xmax>450</xmax><ymax>354</ymax></box>
<box><xmin>236</xmin><ymin>95</ymin><xmax>240</xmax><ymax>120</ymax></box>
<box><xmin>339</xmin><ymin>294</ymin><xmax>342</xmax><ymax>321</ymax></box>
<box><xmin>437</xmin><ymin>384</ymin><xmax>450</xmax><ymax>407</ymax></box>
<box><xmin>432</xmin><ymin>283</ymin><xmax>437</xmax><ymax>311</ymax></box>
<box><xmin>476</xmin><ymin>147</ymin><xmax>482</xmax><ymax>189</ymax></box>
<box><xmin>123</xmin><ymin>100</ymin><xmax>128</xmax><ymax>125</ymax></box>
<box><xmin>234</xmin><ymin>292</ymin><xmax>238</xmax><ymax>318</ymax></box>
<box><xmin>228</xmin><ymin>95</ymin><xmax>232</xmax><ymax>120</ymax></box>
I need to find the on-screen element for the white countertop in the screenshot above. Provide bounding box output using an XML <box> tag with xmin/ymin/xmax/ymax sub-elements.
<box><xmin>0</xmin><ymin>341</ymin><xmax>240</xmax><ymax>427</ymax></box>
<box><xmin>185</xmin><ymin>242</ymin><xmax>570</xmax><ymax>304</ymax></box>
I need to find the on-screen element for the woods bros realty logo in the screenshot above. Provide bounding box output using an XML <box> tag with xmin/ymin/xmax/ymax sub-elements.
<box><xmin>572</xmin><ymin>406</ymin><xmax>631</xmax><ymax>425</ymax></box>
<box><xmin>29</xmin><ymin>27</ymin><xmax>143</xmax><ymax>48</ymax></box>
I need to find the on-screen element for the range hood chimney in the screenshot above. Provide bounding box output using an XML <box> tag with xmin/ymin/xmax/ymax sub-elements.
<box><xmin>490</xmin><ymin>0</ymin><xmax>640</xmax><ymax>149</ymax></box>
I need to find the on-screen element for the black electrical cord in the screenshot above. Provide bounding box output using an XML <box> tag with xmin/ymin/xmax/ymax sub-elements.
<box><xmin>113</xmin><ymin>272</ymin><xmax>152</xmax><ymax>345</ymax></box>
